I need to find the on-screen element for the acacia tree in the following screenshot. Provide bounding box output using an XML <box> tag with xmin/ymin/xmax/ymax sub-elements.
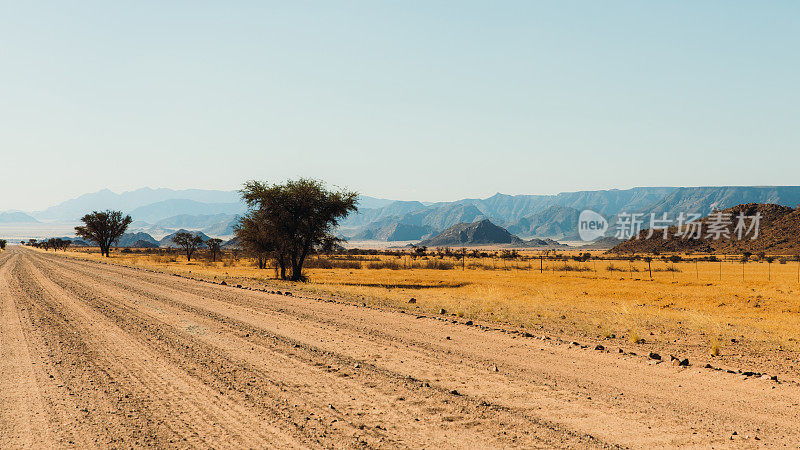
<box><xmin>206</xmin><ymin>238</ymin><xmax>223</xmax><ymax>262</ymax></box>
<box><xmin>75</xmin><ymin>210</ymin><xmax>132</xmax><ymax>257</ymax></box>
<box><xmin>235</xmin><ymin>209</ymin><xmax>278</xmax><ymax>271</ymax></box>
<box><xmin>235</xmin><ymin>179</ymin><xmax>358</xmax><ymax>281</ymax></box>
<box><xmin>48</xmin><ymin>238</ymin><xmax>70</xmax><ymax>251</ymax></box>
<box><xmin>171</xmin><ymin>231</ymin><xmax>205</xmax><ymax>261</ymax></box>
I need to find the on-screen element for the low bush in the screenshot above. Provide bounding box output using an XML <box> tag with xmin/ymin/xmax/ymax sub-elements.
<box><xmin>305</xmin><ymin>258</ymin><xmax>362</xmax><ymax>269</ymax></box>
<box><xmin>421</xmin><ymin>260</ymin><xmax>455</xmax><ymax>270</ymax></box>
<box><xmin>367</xmin><ymin>260</ymin><xmax>403</xmax><ymax>270</ymax></box>
<box><xmin>654</xmin><ymin>265</ymin><xmax>681</xmax><ymax>272</ymax></box>
<box><xmin>551</xmin><ymin>263</ymin><xmax>591</xmax><ymax>272</ymax></box>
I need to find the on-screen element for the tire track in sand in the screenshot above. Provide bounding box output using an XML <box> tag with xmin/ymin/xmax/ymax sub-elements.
<box><xmin>0</xmin><ymin>252</ymin><xmax>60</xmax><ymax>448</ymax></box>
<box><xmin>17</xmin><ymin>250</ymin><xmax>305</xmax><ymax>449</ymax></box>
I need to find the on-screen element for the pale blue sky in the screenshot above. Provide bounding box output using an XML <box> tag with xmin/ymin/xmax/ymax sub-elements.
<box><xmin>2</xmin><ymin>1</ymin><xmax>798</xmax><ymax>210</ymax></box>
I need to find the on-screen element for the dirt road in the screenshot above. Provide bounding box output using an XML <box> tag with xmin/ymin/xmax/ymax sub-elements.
<box><xmin>1</xmin><ymin>246</ymin><xmax>798</xmax><ymax>448</ymax></box>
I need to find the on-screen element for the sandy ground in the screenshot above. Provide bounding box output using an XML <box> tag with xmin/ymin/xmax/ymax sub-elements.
<box><xmin>1</xmin><ymin>247</ymin><xmax>798</xmax><ymax>448</ymax></box>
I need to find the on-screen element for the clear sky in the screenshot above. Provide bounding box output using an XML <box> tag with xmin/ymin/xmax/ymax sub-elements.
<box><xmin>2</xmin><ymin>1</ymin><xmax>798</xmax><ymax>210</ymax></box>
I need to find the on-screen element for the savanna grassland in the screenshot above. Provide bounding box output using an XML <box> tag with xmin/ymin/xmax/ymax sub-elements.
<box><xmin>47</xmin><ymin>246</ymin><xmax>800</xmax><ymax>376</ymax></box>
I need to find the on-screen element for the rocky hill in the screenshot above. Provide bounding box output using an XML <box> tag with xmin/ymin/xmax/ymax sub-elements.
<box><xmin>610</xmin><ymin>204</ymin><xmax>800</xmax><ymax>254</ymax></box>
<box><xmin>116</xmin><ymin>232</ymin><xmax>159</xmax><ymax>248</ymax></box>
<box><xmin>130</xmin><ymin>239</ymin><xmax>159</xmax><ymax>248</ymax></box>
<box><xmin>418</xmin><ymin>220</ymin><xmax>523</xmax><ymax>247</ymax></box>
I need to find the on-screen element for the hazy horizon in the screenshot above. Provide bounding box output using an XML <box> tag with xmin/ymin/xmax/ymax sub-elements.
<box><xmin>7</xmin><ymin>183</ymin><xmax>800</xmax><ymax>215</ymax></box>
<box><xmin>4</xmin><ymin>2</ymin><xmax>799</xmax><ymax>210</ymax></box>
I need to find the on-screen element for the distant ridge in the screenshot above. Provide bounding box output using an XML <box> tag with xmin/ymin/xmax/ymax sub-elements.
<box><xmin>0</xmin><ymin>211</ymin><xmax>39</xmax><ymax>223</ymax></box>
<box><xmin>130</xmin><ymin>199</ymin><xmax>244</xmax><ymax>223</ymax></box>
<box><xmin>353</xmin><ymin>223</ymin><xmax>434</xmax><ymax>241</ymax></box>
<box><xmin>31</xmin><ymin>187</ymin><xmax>243</xmax><ymax>221</ymax></box>
<box><xmin>636</xmin><ymin>186</ymin><xmax>800</xmax><ymax>218</ymax></box>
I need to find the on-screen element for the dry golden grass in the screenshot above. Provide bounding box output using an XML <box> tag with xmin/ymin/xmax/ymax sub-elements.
<box><xmin>48</xmin><ymin>247</ymin><xmax>800</xmax><ymax>354</ymax></box>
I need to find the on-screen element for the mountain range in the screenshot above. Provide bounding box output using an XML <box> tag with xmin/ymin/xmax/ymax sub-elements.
<box><xmin>340</xmin><ymin>186</ymin><xmax>800</xmax><ymax>242</ymax></box>
<box><xmin>3</xmin><ymin>186</ymin><xmax>800</xmax><ymax>242</ymax></box>
<box><xmin>33</xmin><ymin>188</ymin><xmax>243</xmax><ymax>221</ymax></box>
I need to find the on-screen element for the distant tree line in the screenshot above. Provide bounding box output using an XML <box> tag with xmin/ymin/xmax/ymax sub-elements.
<box><xmin>170</xmin><ymin>232</ymin><xmax>222</xmax><ymax>262</ymax></box>
<box><xmin>24</xmin><ymin>238</ymin><xmax>71</xmax><ymax>251</ymax></box>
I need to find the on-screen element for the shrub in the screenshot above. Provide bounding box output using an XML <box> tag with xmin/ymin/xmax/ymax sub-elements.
<box><xmin>367</xmin><ymin>260</ymin><xmax>403</xmax><ymax>270</ymax></box>
<box><xmin>333</xmin><ymin>260</ymin><xmax>362</xmax><ymax>269</ymax></box>
<box><xmin>422</xmin><ymin>260</ymin><xmax>454</xmax><ymax>270</ymax></box>
<box><xmin>304</xmin><ymin>257</ymin><xmax>334</xmax><ymax>269</ymax></box>
<box><xmin>606</xmin><ymin>263</ymin><xmax>637</xmax><ymax>272</ymax></box>
<box><xmin>551</xmin><ymin>263</ymin><xmax>591</xmax><ymax>272</ymax></box>
<box><xmin>710</xmin><ymin>340</ymin><xmax>721</xmax><ymax>356</ymax></box>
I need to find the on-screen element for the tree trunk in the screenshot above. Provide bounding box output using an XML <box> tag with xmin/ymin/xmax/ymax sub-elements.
<box><xmin>290</xmin><ymin>260</ymin><xmax>305</xmax><ymax>281</ymax></box>
<box><xmin>291</xmin><ymin>247</ymin><xmax>310</xmax><ymax>282</ymax></box>
<box><xmin>278</xmin><ymin>255</ymin><xmax>287</xmax><ymax>279</ymax></box>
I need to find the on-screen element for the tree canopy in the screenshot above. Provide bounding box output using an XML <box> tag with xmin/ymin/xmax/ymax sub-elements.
<box><xmin>235</xmin><ymin>179</ymin><xmax>358</xmax><ymax>281</ymax></box>
<box><xmin>171</xmin><ymin>231</ymin><xmax>205</xmax><ymax>261</ymax></box>
<box><xmin>74</xmin><ymin>210</ymin><xmax>132</xmax><ymax>257</ymax></box>
<box><xmin>205</xmin><ymin>238</ymin><xmax>223</xmax><ymax>262</ymax></box>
